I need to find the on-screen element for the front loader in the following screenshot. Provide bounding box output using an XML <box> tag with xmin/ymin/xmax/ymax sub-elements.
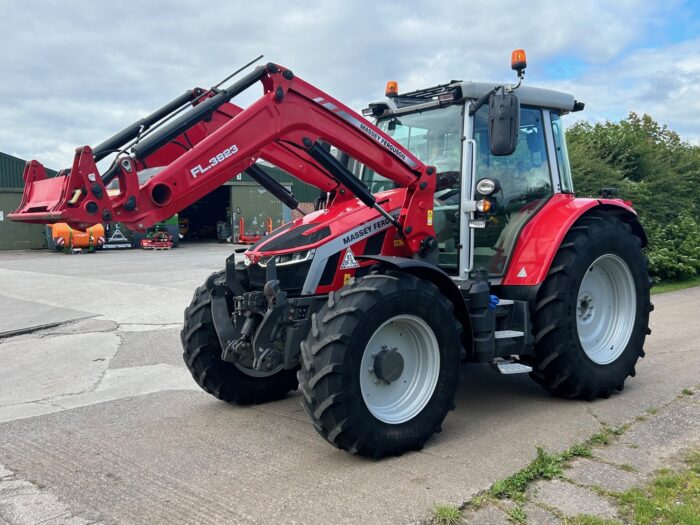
<box><xmin>11</xmin><ymin>51</ymin><xmax>652</xmax><ymax>458</ymax></box>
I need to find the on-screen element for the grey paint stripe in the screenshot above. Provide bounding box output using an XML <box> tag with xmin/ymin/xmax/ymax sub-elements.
<box><xmin>301</xmin><ymin>210</ymin><xmax>400</xmax><ymax>295</ymax></box>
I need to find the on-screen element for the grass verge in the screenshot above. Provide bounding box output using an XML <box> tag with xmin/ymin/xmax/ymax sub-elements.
<box><xmin>616</xmin><ymin>450</ymin><xmax>700</xmax><ymax>525</ymax></box>
<box><xmin>652</xmin><ymin>277</ymin><xmax>700</xmax><ymax>295</ymax></box>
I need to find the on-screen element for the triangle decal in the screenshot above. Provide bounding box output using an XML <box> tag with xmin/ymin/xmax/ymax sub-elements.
<box><xmin>340</xmin><ymin>247</ymin><xmax>360</xmax><ymax>269</ymax></box>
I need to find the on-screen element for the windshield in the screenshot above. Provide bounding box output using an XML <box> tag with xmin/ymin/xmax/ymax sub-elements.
<box><xmin>361</xmin><ymin>104</ymin><xmax>464</xmax><ymax>192</ymax></box>
<box><xmin>359</xmin><ymin>104</ymin><xmax>464</xmax><ymax>273</ymax></box>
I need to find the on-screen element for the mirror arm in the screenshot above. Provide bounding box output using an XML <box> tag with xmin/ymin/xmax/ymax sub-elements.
<box><xmin>468</xmin><ymin>86</ymin><xmax>499</xmax><ymax>116</ymax></box>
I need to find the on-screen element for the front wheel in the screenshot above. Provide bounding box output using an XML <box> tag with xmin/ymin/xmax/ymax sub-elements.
<box><xmin>298</xmin><ymin>272</ymin><xmax>463</xmax><ymax>458</ymax></box>
<box><xmin>529</xmin><ymin>215</ymin><xmax>652</xmax><ymax>399</ymax></box>
<box><xmin>181</xmin><ymin>270</ymin><xmax>298</xmax><ymax>404</ymax></box>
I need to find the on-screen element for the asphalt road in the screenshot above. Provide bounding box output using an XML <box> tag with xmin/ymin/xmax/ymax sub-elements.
<box><xmin>0</xmin><ymin>244</ymin><xmax>698</xmax><ymax>524</ymax></box>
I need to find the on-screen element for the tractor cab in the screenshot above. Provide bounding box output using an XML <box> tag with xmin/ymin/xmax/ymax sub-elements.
<box><xmin>360</xmin><ymin>51</ymin><xmax>583</xmax><ymax>279</ymax></box>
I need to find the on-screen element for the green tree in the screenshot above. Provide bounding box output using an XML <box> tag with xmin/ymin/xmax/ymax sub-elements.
<box><xmin>567</xmin><ymin>113</ymin><xmax>700</xmax><ymax>282</ymax></box>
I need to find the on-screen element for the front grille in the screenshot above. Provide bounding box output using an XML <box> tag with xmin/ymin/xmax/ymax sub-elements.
<box><xmin>247</xmin><ymin>260</ymin><xmax>313</xmax><ymax>294</ymax></box>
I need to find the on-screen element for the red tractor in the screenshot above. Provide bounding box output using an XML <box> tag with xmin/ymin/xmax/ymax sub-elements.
<box><xmin>11</xmin><ymin>51</ymin><xmax>652</xmax><ymax>458</ymax></box>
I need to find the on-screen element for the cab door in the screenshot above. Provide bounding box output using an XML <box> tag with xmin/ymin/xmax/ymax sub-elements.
<box><xmin>469</xmin><ymin>105</ymin><xmax>555</xmax><ymax>276</ymax></box>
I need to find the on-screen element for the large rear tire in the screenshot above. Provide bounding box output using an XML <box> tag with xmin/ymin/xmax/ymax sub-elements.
<box><xmin>298</xmin><ymin>272</ymin><xmax>462</xmax><ymax>458</ymax></box>
<box><xmin>181</xmin><ymin>270</ymin><xmax>298</xmax><ymax>404</ymax></box>
<box><xmin>528</xmin><ymin>215</ymin><xmax>652</xmax><ymax>399</ymax></box>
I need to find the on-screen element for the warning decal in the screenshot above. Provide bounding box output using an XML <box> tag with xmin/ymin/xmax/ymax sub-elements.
<box><xmin>340</xmin><ymin>247</ymin><xmax>360</xmax><ymax>269</ymax></box>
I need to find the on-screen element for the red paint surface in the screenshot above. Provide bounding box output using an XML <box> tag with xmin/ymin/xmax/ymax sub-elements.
<box><xmin>501</xmin><ymin>194</ymin><xmax>637</xmax><ymax>286</ymax></box>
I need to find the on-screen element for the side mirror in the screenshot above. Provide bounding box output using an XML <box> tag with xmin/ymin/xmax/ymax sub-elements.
<box><xmin>488</xmin><ymin>91</ymin><xmax>520</xmax><ymax>156</ymax></box>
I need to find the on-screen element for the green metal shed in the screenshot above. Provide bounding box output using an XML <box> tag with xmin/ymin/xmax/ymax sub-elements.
<box><xmin>226</xmin><ymin>164</ymin><xmax>319</xmax><ymax>241</ymax></box>
<box><xmin>0</xmin><ymin>151</ymin><xmax>57</xmax><ymax>188</ymax></box>
<box><xmin>230</xmin><ymin>163</ymin><xmax>319</xmax><ymax>203</ymax></box>
<box><xmin>0</xmin><ymin>152</ymin><xmax>57</xmax><ymax>250</ymax></box>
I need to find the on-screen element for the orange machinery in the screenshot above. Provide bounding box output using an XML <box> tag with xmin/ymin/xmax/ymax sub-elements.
<box><xmin>49</xmin><ymin>223</ymin><xmax>105</xmax><ymax>251</ymax></box>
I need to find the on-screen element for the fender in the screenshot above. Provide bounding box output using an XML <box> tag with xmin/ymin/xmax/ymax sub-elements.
<box><xmin>502</xmin><ymin>194</ymin><xmax>645</xmax><ymax>286</ymax></box>
<box><xmin>355</xmin><ymin>255</ymin><xmax>471</xmax><ymax>342</ymax></box>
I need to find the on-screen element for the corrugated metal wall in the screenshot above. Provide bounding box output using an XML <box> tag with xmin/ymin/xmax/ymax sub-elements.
<box><xmin>0</xmin><ymin>152</ymin><xmax>57</xmax><ymax>189</ymax></box>
<box><xmin>0</xmin><ymin>190</ymin><xmax>46</xmax><ymax>249</ymax></box>
<box><xmin>0</xmin><ymin>152</ymin><xmax>57</xmax><ymax>249</ymax></box>
<box><xmin>231</xmin><ymin>164</ymin><xmax>319</xmax><ymax>203</ymax></box>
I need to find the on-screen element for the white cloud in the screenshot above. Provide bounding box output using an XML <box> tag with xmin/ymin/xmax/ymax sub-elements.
<box><xmin>0</xmin><ymin>0</ymin><xmax>692</xmax><ymax>167</ymax></box>
<box><xmin>552</xmin><ymin>37</ymin><xmax>700</xmax><ymax>142</ymax></box>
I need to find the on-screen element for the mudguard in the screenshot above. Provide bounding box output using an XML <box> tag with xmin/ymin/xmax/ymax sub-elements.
<box><xmin>501</xmin><ymin>194</ymin><xmax>645</xmax><ymax>286</ymax></box>
<box><xmin>355</xmin><ymin>255</ymin><xmax>470</xmax><ymax>334</ymax></box>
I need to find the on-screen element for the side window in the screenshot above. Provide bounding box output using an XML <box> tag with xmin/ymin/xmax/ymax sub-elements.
<box><xmin>472</xmin><ymin>106</ymin><xmax>553</xmax><ymax>275</ymax></box>
<box><xmin>550</xmin><ymin>112</ymin><xmax>574</xmax><ymax>193</ymax></box>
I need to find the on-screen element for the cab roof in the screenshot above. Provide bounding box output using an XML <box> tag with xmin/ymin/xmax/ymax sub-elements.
<box><xmin>459</xmin><ymin>81</ymin><xmax>577</xmax><ymax>112</ymax></box>
<box><xmin>364</xmin><ymin>80</ymin><xmax>582</xmax><ymax>117</ymax></box>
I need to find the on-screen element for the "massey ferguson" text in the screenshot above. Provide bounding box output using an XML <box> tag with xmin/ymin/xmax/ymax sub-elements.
<box><xmin>358</xmin><ymin>123</ymin><xmax>408</xmax><ymax>163</ymax></box>
<box><xmin>342</xmin><ymin>216</ymin><xmax>394</xmax><ymax>245</ymax></box>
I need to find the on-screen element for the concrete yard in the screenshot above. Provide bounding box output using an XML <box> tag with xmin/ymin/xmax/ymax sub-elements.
<box><xmin>0</xmin><ymin>245</ymin><xmax>698</xmax><ymax>524</ymax></box>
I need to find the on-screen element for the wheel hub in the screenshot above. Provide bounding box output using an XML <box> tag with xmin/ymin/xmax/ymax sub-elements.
<box><xmin>578</xmin><ymin>293</ymin><xmax>594</xmax><ymax>321</ymax></box>
<box><xmin>371</xmin><ymin>346</ymin><xmax>404</xmax><ymax>384</ymax></box>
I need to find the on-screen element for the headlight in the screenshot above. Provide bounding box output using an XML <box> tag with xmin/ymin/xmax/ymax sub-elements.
<box><xmin>476</xmin><ymin>178</ymin><xmax>498</xmax><ymax>195</ymax></box>
<box><xmin>257</xmin><ymin>249</ymin><xmax>315</xmax><ymax>267</ymax></box>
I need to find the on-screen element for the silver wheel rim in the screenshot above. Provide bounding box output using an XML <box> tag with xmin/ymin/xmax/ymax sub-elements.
<box><xmin>577</xmin><ymin>254</ymin><xmax>636</xmax><ymax>365</ymax></box>
<box><xmin>360</xmin><ymin>315</ymin><xmax>440</xmax><ymax>425</ymax></box>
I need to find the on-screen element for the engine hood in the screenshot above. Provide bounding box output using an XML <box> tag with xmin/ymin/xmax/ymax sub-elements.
<box><xmin>244</xmin><ymin>187</ymin><xmax>406</xmax><ymax>263</ymax></box>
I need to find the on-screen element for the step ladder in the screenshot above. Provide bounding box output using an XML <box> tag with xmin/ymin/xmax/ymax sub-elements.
<box><xmin>490</xmin><ymin>357</ymin><xmax>533</xmax><ymax>375</ymax></box>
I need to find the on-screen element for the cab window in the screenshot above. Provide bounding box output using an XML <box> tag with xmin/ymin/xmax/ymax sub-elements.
<box><xmin>362</xmin><ymin>105</ymin><xmax>464</xmax><ymax>272</ymax></box>
<box><xmin>472</xmin><ymin>106</ymin><xmax>553</xmax><ymax>275</ymax></box>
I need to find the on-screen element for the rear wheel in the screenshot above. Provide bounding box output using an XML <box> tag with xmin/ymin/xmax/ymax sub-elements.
<box><xmin>529</xmin><ymin>215</ymin><xmax>652</xmax><ymax>399</ymax></box>
<box><xmin>298</xmin><ymin>272</ymin><xmax>462</xmax><ymax>458</ymax></box>
<box><xmin>181</xmin><ymin>270</ymin><xmax>298</xmax><ymax>404</ymax></box>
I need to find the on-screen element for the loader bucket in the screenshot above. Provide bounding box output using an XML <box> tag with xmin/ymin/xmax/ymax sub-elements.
<box><xmin>8</xmin><ymin>161</ymin><xmax>71</xmax><ymax>224</ymax></box>
<box><xmin>9</xmin><ymin>144</ymin><xmax>125</xmax><ymax>229</ymax></box>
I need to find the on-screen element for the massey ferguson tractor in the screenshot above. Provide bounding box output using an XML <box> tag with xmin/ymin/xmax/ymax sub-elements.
<box><xmin>11</xmin><ymin>51</ymin><xmax>652</xmax><ymax>458</ymax></box>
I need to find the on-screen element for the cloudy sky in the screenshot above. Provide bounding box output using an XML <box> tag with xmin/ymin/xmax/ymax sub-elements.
<box><xmin>1</xmin><ymin>0</ymin><xmax>699</xmax><ymax>169</ymax></box>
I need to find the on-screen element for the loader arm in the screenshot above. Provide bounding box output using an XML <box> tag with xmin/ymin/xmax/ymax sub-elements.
<box><xmin>10</xmin><ymin>62</ymin><xmax>436</xmax><ymax>254</ymax></box>
<box><xmin>138</xmin><ymin>97</ymin><xmax>340</xmax><ymax>193</ymax></box>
